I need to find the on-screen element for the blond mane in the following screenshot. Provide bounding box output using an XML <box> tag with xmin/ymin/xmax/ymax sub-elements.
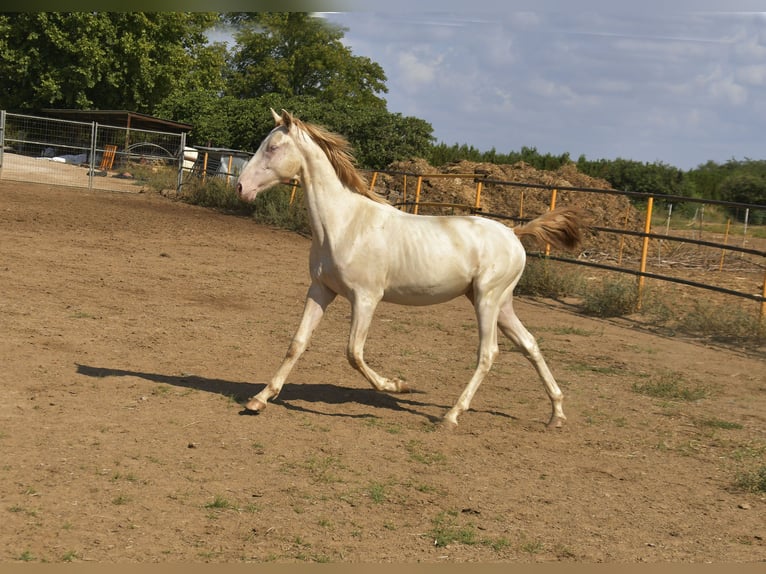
<box><xmin>291</xmin><ymin>117</ymin><xmax>389</xmax><ymax>205</ymax></box>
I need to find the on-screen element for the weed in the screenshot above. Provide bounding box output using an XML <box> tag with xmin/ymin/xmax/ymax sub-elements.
<box><xmin>632</xmin><ymin>372</ymin><xmax>709</xmax><ymax>401</ymax></box>
<box><xmin>428</xmin><ymin>511</ymin><xmax>477</xmax><ymax>547</ymax></box>
<box><xmin>61</xmin><ymin>550</ymin><xmax>79</xmax><ymax>562</ymax></box>
<box><xmin>204</xmin><ymin>495</ymin><xmax>237</xmax><ymax>511</ymax></box>
<box><xmin>17</xmin><ymin>550</ymin><xmax>34</xmax><ymax>562</ymax></box>
<box><xmin>405</xmin><ymin>440</ymin><xmax>446</xmax><ymax>466</ymax></box>
<box><xmin>111</xmin><ymin>494</ymin><xmax>131</xmax><ymax>505</ymax></box>
<box><xmin>520</xmin><ymin>540</ymin><xmax>545</xmax><ymax>554</ymax></box>
<box><xmin>368</xmin><ymin>481</ymin><xmax>387</xmax><ymax>504</ymax></box>
<box><xmin>734</xmin><ymin>466</ymin><xmax>766</xmax><ymax>493</ymax></box>
<box><xmin>694</xmin><ymin>417</ymin><xmax>743</xmax><ymax>430</ymax></box>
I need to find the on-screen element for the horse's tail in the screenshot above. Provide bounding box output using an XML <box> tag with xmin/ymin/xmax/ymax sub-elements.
<box><xmin>513</xmin><ymin>207</ymin><xmax>586</xmax><ymax>251</ymax></box>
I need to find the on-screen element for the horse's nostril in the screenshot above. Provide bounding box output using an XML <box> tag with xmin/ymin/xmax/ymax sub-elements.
<box><xmin>236</xmin><ymin>183</ymin><xmax>242</xmax><ymax>195</ymax></box>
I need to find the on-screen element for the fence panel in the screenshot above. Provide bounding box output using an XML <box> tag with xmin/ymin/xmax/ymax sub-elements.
<box><xmin>0</xmin><ymin>111</ymin><xmax>183</xmax><ymax>193</ymax></box>
<box><xmin>367</xmin><ymin>168</ymin><xmax>766</xmax><ymax>317</ymax></box>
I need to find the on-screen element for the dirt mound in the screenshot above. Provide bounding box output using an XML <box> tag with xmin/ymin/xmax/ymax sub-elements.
<box><xmin>374</xmin><ymin>159</ymin><xmax>645</xmax><ymax>258</ymax></box>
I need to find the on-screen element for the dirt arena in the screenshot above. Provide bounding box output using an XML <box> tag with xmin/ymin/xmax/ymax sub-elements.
<box><xmin>1</xmin><ymin>180</ymin><xmax>764</xmax><ymax>563</ymax></box>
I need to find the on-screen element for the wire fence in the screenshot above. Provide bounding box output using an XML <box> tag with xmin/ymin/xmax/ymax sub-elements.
<box><xmin>364</xmin><ymin>169</ymin><xmax>766</xmax><ymax>318</ymax></box>
<box><xmin>0</xmin><ymin>111</ymin><xmax>186</xmax><ymax>193</ymax></box>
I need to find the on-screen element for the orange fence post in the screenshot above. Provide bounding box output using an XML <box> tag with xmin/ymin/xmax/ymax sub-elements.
<box><xmin>414</xmin><ymin>176</ymin><xmax>423</xmax><ymax>215</ymax></box>
<box><xmin>369</xmin><ymin>171</ymin><xmax>378</xmax><ymax>191</ymax></box>
<box><xmin>474</xmin><ymin>179</ymin><xmax>484</xmax><ymax>211</ymax></box>
<box><xmin>545</xmin><ymin>189</ymin><xmax>558</xmax><ymax>256</ymax></box>
<box><xmin>519</xmin><ymin>190</ymin><xmax>524</xmax><ymax>219</ymax></box>
<box><xmin>289</xmin><ymin>182</ymin><xmax>298</xmax><ymax>205</ymax></box>
<box><xmin>637</xmin><ymin>196</ymin><xmax>654</xmax><ymax>310</ymax></box>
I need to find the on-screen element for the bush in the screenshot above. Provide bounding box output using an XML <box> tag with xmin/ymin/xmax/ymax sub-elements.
<box><xmin>180</xmin><ymin>176</ymin><xmax>251</xmax><ymax>212</ymax></box>
<box><xmin>581</xmin><ymin>275</ymin><xmax>639</xmax><ymax>317</ymax></box>
<box><xmin>676</xmin><ymin>300</ymin><xmax>766</xmax><ymax>343</ymax></box>
<box><xmin>250</xmin><ymin>186</ymin><xmax>310</xmax><ymax>235</ymax></box>
<box><xmin>516</xmin><ymin>257</ymin><xmax>583</xmax><ymax>298</ymax></box>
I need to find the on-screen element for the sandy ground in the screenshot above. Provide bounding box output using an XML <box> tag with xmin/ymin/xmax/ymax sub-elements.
<box><xmin>0</xmin><ymin>180</ymin><xmax>764</xmax><ymax>563</ymax></box>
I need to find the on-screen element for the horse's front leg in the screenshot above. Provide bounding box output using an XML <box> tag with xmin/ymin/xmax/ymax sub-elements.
<box><xmin>245</xmin><ymin>282</ymin><xmax>336</xmax><ymax>412</ymax></box>
<box><xmin>347</xmin><ymin>292</ymin><xmax>409</xmax><ymax>393</ymax></box>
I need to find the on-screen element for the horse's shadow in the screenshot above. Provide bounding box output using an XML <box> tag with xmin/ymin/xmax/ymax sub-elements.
<box><xmin>74</xmin><ymin>363</ymin><xmax>511</xmax><ymax>424</ymax></box>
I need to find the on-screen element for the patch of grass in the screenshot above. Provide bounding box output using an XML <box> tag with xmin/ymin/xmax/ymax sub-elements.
<box><xmin>734</xmin><ymin>466</ymin><xmax>766</xmax><ymax>493</ymax></box>
<box><xmin>61</xmin><ymin>550</ymin><xmax>79</xmax><ymax>562</ymax></box>
<box><xmin>428</xmin><ymin>511</ymin><xmax>477</xmax><ymax>547</ymax></box>
<box><xmin>405</xmin><ymin>440</ymin><xmax>446</xmax><ymax>466</ymax></box>
<box><xmin>632</xmin><ymin>372</ymin><xmax>709</xmax><ymax>402</ymax></box>
<box><xmin>17</xmin><ymin>550</ymin><xmax>35</xmax><ymax>562</ymax></box>
<box><xmin>694</xmin><ymin>417</ymin><xmax>743</xmax><ymax>430</ymax></box>
<box><xmin>368</xmin><ymin>481</ymin><xmax>387</xmax><ymax>504</ymax></box>
<box><xmin>204</xmin><ymin>495</ymin><xmax>237</xmax><ymax>511</ymax></box>
<box><xmin>111</xmin><ymin>494</ymin><xmax>131</xmax><ymax>505</ymax></box>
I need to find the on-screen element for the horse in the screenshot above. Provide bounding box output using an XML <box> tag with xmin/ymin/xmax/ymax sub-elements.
<box><xmin>236</xmin><ymin>108</ymin><xmax>586</xmax><ymax>428</ymax></box>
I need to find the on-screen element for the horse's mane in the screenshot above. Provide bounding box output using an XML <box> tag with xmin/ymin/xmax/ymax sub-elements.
<box><xmin>291</xmin><ymin>117</ymin><xmax>389</xmax><ymax>205</ymax></box>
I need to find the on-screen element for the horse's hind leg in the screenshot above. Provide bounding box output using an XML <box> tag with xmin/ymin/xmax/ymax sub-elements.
<box><xmin>497</xmin><ymin>298</ymin><xmax>566</xmax><ymax>428</ymax></box>
<box><xmin>245</xmin><ymin>282</ymin><xmax>336</xmax><ymax>412</ymax></box>
<box><xmin>347</xmin><ymin>293</ymin><xmax>408</xmax><ymax>393</ymax></box>
<box><xmin>443</xmin><ymin>295</ymin><xmax>501</xmax><ymax>427</ymax></box>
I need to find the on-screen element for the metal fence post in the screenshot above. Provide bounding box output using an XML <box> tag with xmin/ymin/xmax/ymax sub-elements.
<box><xmin>637</xmin><ymin>196</ymin><xmax>654</xmax><ymax>310</ymax></box>
<box><xmin>88</xmin><ymin>122</ymin><xmax>97</xmax><ymax>190</ymax></box>
<box><xmin>0</xmin><ymin>109</ymin><xmax>5</xmax><ymax>170</ymax></box>
<box><xmin>176</xmin><ymin>132</ymin><xmax>186</xmax><ymax>194</ymax></box>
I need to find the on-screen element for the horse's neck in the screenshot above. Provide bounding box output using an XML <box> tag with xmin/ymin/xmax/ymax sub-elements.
<box><xmin>299</xmin><ymin>143</ymin><xmax>376</xmax><ymax>247</ymax></box>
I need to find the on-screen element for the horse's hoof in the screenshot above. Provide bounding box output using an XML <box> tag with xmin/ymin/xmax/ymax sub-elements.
<box><xmin>396</xmin><ymin>380</ymin><xmax>411</xmax><ymax>393</ymax></box>
<box><xmin>546</xmin><ymin>415</ymin><xmax>566</xmax><ymax>429</ymax></box>
<box><xmin>441</xmin><ymin>418</ymin><xmax>458</xmax><ymax>431</ymax></box>
<box><xmin>245</xmin><ymin>398</ymin><xmax>267</xmax><ymax>412</ymax></box>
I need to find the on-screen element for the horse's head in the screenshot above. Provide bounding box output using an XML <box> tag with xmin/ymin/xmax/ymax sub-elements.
<box><xmin>236</xmin><ymin>109</ymin><xmax>302</xmax><ymax>202</ymax></box>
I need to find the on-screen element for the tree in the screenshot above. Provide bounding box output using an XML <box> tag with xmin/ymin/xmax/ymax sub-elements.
<box><xmin>225</xmin><ymin>13</ymin><xmax>388</xmax><ymax>108</ymax></box>
<box><xmin>0</xmin><ymin>12</ymin><xmax>224</xmax><ymax>112</ymax></box>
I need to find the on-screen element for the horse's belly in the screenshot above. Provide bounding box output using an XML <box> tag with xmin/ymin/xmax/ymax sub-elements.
<box><xmin>382</xmin><ymin>279</ymin><xmax>469</xmax><ymax>306</ymax></box>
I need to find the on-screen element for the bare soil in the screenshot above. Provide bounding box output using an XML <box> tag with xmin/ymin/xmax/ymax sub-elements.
<box><xmin>1</xmin><ymin>180</ymin><xmax>764</xmax><ymax>564</ymax></box>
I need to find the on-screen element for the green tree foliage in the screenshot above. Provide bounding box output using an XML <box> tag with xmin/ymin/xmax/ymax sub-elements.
<box><xmin>0</xmin><ymin>12</ymin><xmax>224</xmax><ymax>112</ymax></box>
<box><xmin>225</xmin><ymin>13</ymin><xmax>387</xmax><ymax>108</ymax></box>
<box><xmin>427</xmin><ymin>142</ymin><xmax>571</xmax><ymax>171</ymax></box>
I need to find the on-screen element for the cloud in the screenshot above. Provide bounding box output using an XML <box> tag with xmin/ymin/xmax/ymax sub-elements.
<box><xmin>396</xmin><ymin>50</ymin><xmax>442</xmax><ymax>90</ymax></box>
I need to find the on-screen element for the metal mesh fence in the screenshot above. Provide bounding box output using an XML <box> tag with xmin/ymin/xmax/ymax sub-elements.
<box><xmin>0</xmin><ymin>111</ymin><xmax>184</xmax><ymax>193</ymax></box>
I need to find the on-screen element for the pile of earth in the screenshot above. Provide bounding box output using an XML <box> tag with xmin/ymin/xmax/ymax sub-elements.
<box><xmin>373</xmin><ymin>159</ymin><xmax>646</xmax><ymax>259</ymax></box>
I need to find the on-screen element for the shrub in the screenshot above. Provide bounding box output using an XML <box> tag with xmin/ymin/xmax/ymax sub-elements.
<box><xmin>250</xmin><ymin>186</ymin><xmax>310</xmax><ymax>235</ymax></box>
<box><xmin>516</xmin><ymin>257</ymin><xmax>583</xmax><ymax>298</ymax></box>
<box><xmin>581</xmin><ymin>275</ymin><xmax>639</xmax><ymax>317</ymax></box>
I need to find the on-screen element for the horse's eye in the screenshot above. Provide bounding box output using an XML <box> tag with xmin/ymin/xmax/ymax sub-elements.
<box><xmin>268</xmin><ymin>144</ymin><xmax>278</xmax><ymax>153</ymax></box>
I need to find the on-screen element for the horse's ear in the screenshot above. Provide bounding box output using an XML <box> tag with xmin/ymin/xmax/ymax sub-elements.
<box><xmin>280</xmin><ymin>109</ymin><xmax>294</xmax><ymax>129</ymax></box>
<box><xmin>270</xmin><ymin>108</ymin><xmax>282</xmax><ymax>126</ymax></box>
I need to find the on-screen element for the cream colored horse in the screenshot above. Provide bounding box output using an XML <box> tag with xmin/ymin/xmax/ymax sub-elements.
<box><xmin>236</xmin><ymin>109</ymin><xmax>585</xmax><ymax>427</ymax></box>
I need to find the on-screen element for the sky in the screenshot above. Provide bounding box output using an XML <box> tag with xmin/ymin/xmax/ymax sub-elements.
<box><xmin>310</xmin><ymin>9</ymin><xmax>766</xmax><ymax>171</ymax></box>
